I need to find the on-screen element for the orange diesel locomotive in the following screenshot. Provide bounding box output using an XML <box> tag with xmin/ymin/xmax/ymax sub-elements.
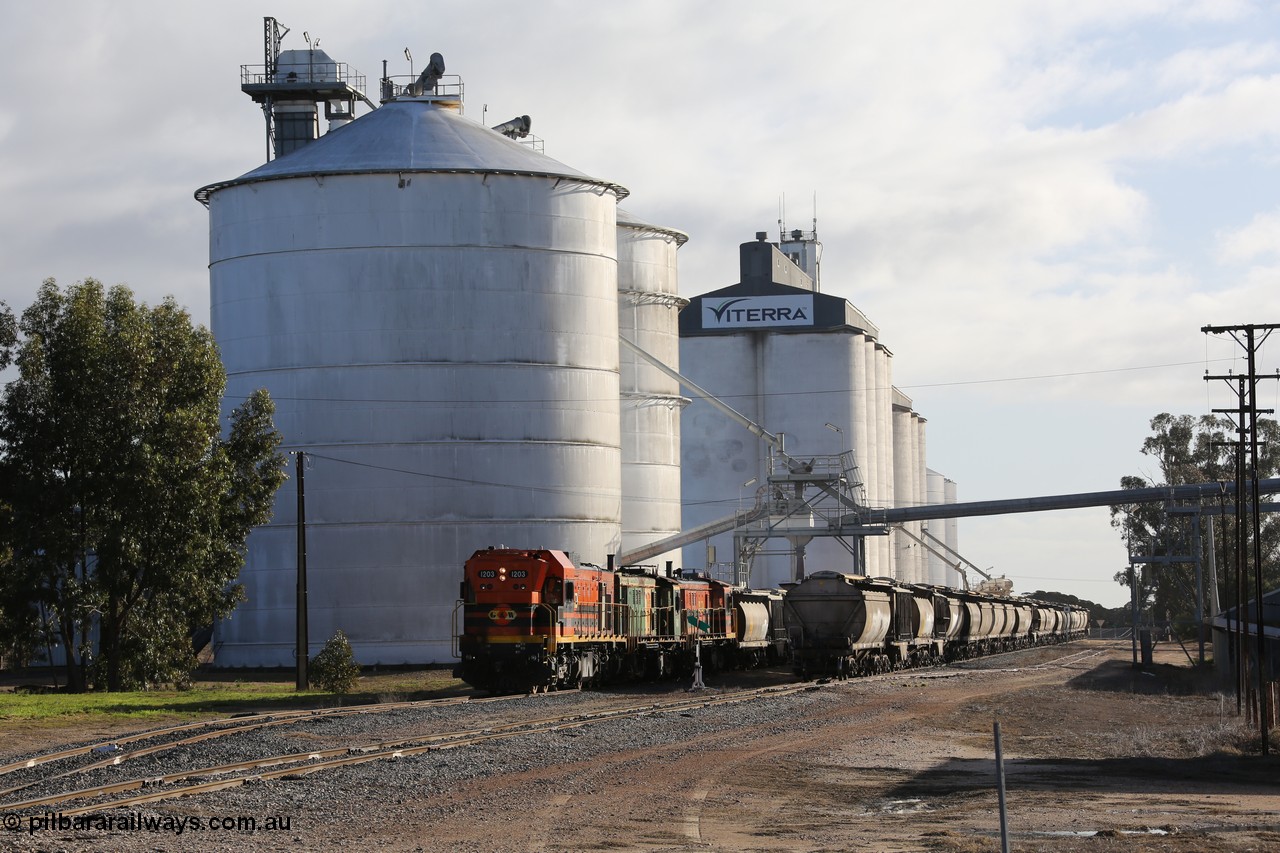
<box><xmin>454</xmin><ymin>547</ymin><xmax>780</xmax><ymax>693</ymax></box>
<box><xmin>454</xmin><ymin>548</ymin><xmax>1085</xmax><ymax>692</ymax></box>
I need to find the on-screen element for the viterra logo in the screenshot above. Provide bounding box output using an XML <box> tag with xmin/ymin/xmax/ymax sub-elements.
<box><xmin>707</xmin><ymin>298</ymin><xmax>750</xmax><ymax>322</ymax></box>
<box><xmin>703</xmin><ymin>295</ymin><xmax>814</xmax><ymax>328</ymax></box>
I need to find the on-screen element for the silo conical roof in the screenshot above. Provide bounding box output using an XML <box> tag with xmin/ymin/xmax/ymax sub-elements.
<box><xmin>197</xmin><ymin>99</ymin><xmax>627</xmax><ymax>202</ymax></box>
<box><xmin>617</xmin><ymin>207</ymin><xmax>689</xmax><ymax>245</ymax></box>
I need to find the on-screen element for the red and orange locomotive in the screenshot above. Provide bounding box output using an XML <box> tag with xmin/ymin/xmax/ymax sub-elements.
<box><xmin>454</xmin><ymin>547</ymin><xmax>785</xmax><ymax>693</ymax></box>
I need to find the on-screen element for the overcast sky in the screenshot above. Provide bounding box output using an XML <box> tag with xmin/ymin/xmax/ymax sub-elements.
<box><xmin>4</xmin><ymin>1</ymin><xmax>1279</xmax><ymax>609</ymax></box>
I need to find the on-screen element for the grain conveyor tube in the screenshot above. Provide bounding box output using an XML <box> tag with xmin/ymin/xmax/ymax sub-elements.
<box><xmin>619</xmin><ymin>335</ymin><xmax>788</xmax><ymax>457</ymax></box>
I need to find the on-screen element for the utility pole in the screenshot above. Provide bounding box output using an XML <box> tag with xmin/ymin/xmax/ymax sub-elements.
<box><xmin>1132</xmin><ymin>518</ymin><xmax>1202</xmax><ymax>664</ymax></box>
<box><xmin>1192</xmin><ymin>512</ymin><xmax>1205</xmax><ymax>665</ymax></box>
<box><xmin>1203</xmin><ymin>322</ymin><xmax>1278</xmax><ymax>755</ymax></box>
<box><xmin>295</xmin><ymin>450</ymin><xmax>309</xmax><ymax>691</ymax></box>
<box><xmin>1211</xmin><ymin>417</ymin><xmax>1247</xmax><ymax>713</ymax></box>
<box><xmin>1129</xmin><ymin>559</ymin><xmax>1140</xmax><ymax>669</ymax></box>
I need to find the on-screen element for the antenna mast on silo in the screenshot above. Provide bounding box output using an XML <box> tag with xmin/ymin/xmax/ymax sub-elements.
<box><xmin>778</xmin><ymin>190</ymin><xmax>822</xmax><ymax>289</ymax></box>
<box><xmin>258</xmin><ymin>17</ymin><xmax>288</xmax><ymax>162</ymax></box>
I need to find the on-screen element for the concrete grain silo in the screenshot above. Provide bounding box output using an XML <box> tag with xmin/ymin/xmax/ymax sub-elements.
<box><xmin>679</xmin><ymin>234</ymin><xmax>889</xmax><ymax>588</ymax></box>
<box><xmin>925</xmin><ymin>468</ymin><xmax>959</xmax><ymax>586</ymax></box>
<box><xmin>915</xmin><ymin>415</ymin><xmax>929</xmax><ymax>582</ymax></box>
<box><xmin>926</xmin><ymin>470</ymin><xmax>947</xmax><ymax>584</ymax></box>
<box><xmin>679</xmin><ymin>231</ymin><xmax>951</xmax><ymax>588</ymax></box>
<box><xmin>892</xmin><ymin>392</ymin><xmax>918</xmax><ymax>582</ymax></box>
<box><xmin>197</xmin><ymin>79</ymin><xmax>627</xmax><ymax>665</ymax></box>
<box><xmin>944</xmin><ymin>477</ymin><xmax>960</xmax><ymax>587</ymax></box>
<box><xmin>873</xmin><ymin>342</ymin><xmax>894</xmax><ymax>573</ymax></box>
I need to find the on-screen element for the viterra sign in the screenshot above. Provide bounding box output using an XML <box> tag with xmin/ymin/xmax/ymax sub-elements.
<box><xmin>701</xmin><ymin>295</ymin><xmax>815</xmax><ymax>329</ymax></box>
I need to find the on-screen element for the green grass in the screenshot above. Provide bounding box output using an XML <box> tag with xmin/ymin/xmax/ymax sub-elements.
<box><xmin>0</xmin><ymin>668</ymin><xmax>470</xmax><ymax>724</ymax></box>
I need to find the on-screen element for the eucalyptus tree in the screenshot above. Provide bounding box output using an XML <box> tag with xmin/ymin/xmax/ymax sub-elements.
<box><xmin>0</xmin><ymin>279</ymin><xmax>285</xmax><ymax>690</ymax></box>
<box><xmin>1110</xmin><ymin>413</ymin><xmax>1280</xmax><ymax>631</ymax></box>
<box><xmin>0</xmin><ymin>298</ymin><xmax>13</xmax><ymax>366</ymax></box>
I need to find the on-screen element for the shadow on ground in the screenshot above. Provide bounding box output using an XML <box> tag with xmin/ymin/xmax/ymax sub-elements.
<box><xmin>884</xmin><ymin>750</ymin><xmax>1279</xmax><ymax>802</ymax></box>
<box><xmin>1064</xmin><ymin>655</ymin><xmax>1220</xmax><ymax>696</ymax></box>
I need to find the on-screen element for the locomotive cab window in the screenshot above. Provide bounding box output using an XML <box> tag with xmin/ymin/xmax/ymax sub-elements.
<box><xmin>564</xmin><ymin>581</ymin><xmax>575</xmax><ymax>601</ymax></box>
<box><xmin>543</xmin><ymin>577</ymin><xmax>563</xmax><ymax>605</ymax></box>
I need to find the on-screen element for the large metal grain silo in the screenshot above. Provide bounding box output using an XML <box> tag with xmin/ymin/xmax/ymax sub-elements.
<box><xmin>197</xmin><ymin>88</ymin><xmax>627</xmax><ymax>665</ymax></box>
<box><xmin>616</xmin><ymin>209</ymin><xmax>688</xmax><ymax>569</ymax></box>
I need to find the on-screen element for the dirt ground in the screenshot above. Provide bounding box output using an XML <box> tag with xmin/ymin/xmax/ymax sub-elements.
<box><xmin>3</xmin><ymin>640</ymin><xmax>1277</xmax><ymax>851</ymax></box>
<box><xmin>404</xmin><ymin>640</ymin><xmax>1279</xmax><ymax>852</ymax></box>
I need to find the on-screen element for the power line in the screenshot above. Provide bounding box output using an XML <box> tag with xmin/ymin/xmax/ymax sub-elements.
<box><xmin>303</xmin><ymin>451</ymin><xmax>731</xmax><ymax>507</ymax></box>
<box><xmin>897</xmin><ymin>358</ymin><xmax>1235</xmax><ymax>391</ymax></box>
<box><xmin>224</xmin><ymin>356</ymin><xmax>1239</xmax><ymax>406</ymax></box>
<box><xmin>306</xmin><ymin>452</ymin><xmax>616</xmax><ymax>500</ymax></box>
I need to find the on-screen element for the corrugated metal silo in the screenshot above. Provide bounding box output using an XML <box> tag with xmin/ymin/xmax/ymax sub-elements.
<box><xmin>892</xmin><ymin>401</ymin><xmax>915</xmax><ymax>581</ymax></box>
<box><xmin>850</xmin><ymin>332</ymin><xmax>871</xmax><ymax>523</ymax></box>
<box><xmin>874</xmin><ymin>344</ymin><xmax>895</xmax><ymax>575</ymax></box>
<box><xmin>616</xmin><ymin>209</ymin><xmax>688</xmax><ymax>568</ymax></box>
<box><xmin>899</xmin><ymin>404</ymin><xmax>923</xmax><ymax>584</ymax></box>
<box><xmin>198</xmin><ymin>91</ymin><xmax>627</xmax><ymax>665</ymax></box>
<box><xmin>915</xmin><ymin>415</ymin><xmax>928</xmax><ymax>583</ymax></box>
<box><xmin>861</xmin><ymin>339</ymin><xmax>881</xmax><ymax>576</ymax></box>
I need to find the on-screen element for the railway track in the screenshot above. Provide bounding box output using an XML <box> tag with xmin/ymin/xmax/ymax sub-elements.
<box><xmin>0</xmin><ymin>691</ymin><xmax>541</xmax><ymax>802</ymax></box>
<box><xmin>1</xmin><ymin>682</ymin><xmax>816</xmax><ymax>817</ymax></box>
<box><xmin>0</xmin><ymin>694</ymin><xmax>482</xmax><ymax>778</ymax></box>
<box><xmin>950</xmin><ymin>642</ymin><xmax>1107</xmax><ymax>671</ymax></box>
<box><xmin>0</xmin><ymin>642</ymin><xmax>1100</xmax><ymax>822</ymax></box>
<box><xmin>1030</xmin><ymin>647</ymin><xmax>1107</xmax><ymax>669</ymax></box>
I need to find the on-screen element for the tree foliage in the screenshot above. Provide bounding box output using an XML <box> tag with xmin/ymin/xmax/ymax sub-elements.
<box><xmin>310</xmin><ymin>630</ymin><xmax>361</xmax><ymax>694</ymax></box>
<box><xmin>1109</xmin><ymin>413</ymin><xmax>1280</xmax><ymax>634</ymax></box>
<box><xmin>0</xmin><ymin>298</ymin><xmax>14</xmax><ymax>369</ymax></box>
<box><xmin>0</xmin><ymin>279</ymin><xmax>286</xmax><ymax>690</ymax></box>
<box><xmin>1028</xmin><ymin>590</ymin><xmax>1102</xmax><ymax>624</ymax></box>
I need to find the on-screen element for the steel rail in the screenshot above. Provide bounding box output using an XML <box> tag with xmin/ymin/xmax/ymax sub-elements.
<box><xmin>0</xmin><ymin>691</ymin><xmax>524</xmax><ymax>782</ymax></box>
<box><xmin>7</xmin><ymin>684</ymin><xmax>816</xmax><ymax>816</ymax></box>
<box><xmin>0</xmin><ymin>696</ymin><xmax>469</xmax><ymax>800</ymax></box>
<box><xmin>4</xmin><ymin>643</ymin><xmax>1096</xmax><ymax>816</ymax></box>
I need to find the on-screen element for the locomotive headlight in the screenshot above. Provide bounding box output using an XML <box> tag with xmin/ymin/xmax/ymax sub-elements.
<box><xmin>498</xmin><ymin>567</ymin><xmax>507</xmax><ymax>581</ymax></box>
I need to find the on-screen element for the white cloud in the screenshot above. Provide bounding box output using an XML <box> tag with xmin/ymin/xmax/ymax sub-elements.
<box><xmin>1217</xmin><ymin>208</ymin><xmax>1280</xmax><ymax>262</ymax></box>
<box><xmin>1175</xmin><ymin>0</ymin><xmax>1257</xmax><ymax>23</ymax></box>
<box><xmin>1101</xmin><ymin>75</ymin><xmax>1280</xmax><ymax>159</ymax></box>
<box><xmin>1157</xmin><ymin>41</ymin><xmax>1280</xmax><ymax>92</ymax></box>
<box><xmin>3</xmin><ymin>0</ymin><xmax>1280</xmax><ymax>607</ymax></box>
